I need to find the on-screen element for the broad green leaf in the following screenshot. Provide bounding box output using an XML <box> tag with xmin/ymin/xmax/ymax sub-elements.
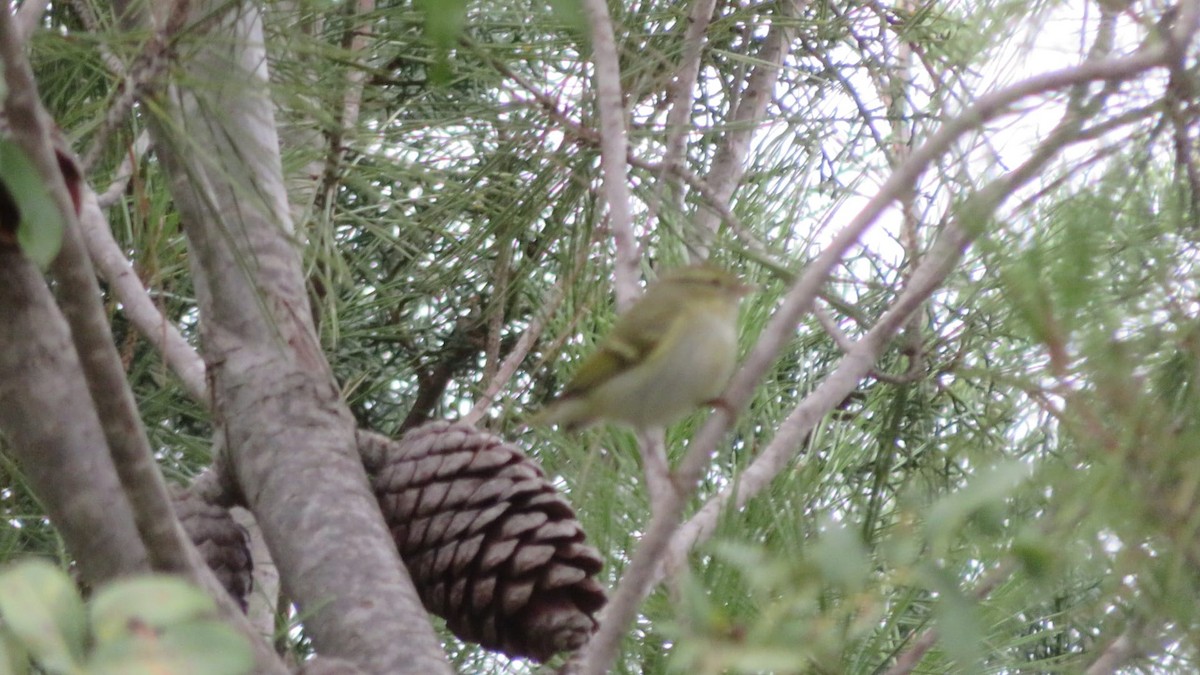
<box><xmin>724</xmin><ymin>647</ymin><xmax>810</xmax><ymax>672</ymax></box>
<box><xmin>0</xmin><ymin>559</ymin><xmax>86</xmax><ymax>674</ymax></box>
<box><xmin>810</xmin><ymin>523</ymin><xmax>870</xmax><ymax>592</ymax></box>
<box><xmin>0</xmin><ymin>139</ymin><xmax>64</xmax><ymax>269</ymax></box>
<box><xmin>710</xmin><ymin>540</ymin><xmax>790</xmax><ymax>592</ymax></box>
<box><xmin>87</xmin><ymin>621</ymin><xmax>253</xmax><ymax>675</ymax></box>
<box><xmin>1011</xmin><ymin>527</ymin><xmax>1059</xmax><ymax>581</ymax></box>
<box><xmin>88</xmin><ymin>576</ymin><xmax>216</xmax><ymax>646</ymax></box>
<box><xmin>932</xmin><ymin>583</ymin><xmax>984</xmax><ymax>669</ymax></box>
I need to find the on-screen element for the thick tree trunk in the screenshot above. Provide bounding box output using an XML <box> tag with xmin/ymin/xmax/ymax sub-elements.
<box><xmin>138</xmin><ymin>2</ymin><xmax>451</xmax><ymax>672</ymax></box>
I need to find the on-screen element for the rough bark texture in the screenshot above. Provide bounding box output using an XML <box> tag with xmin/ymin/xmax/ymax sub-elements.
<box><xmin>0</xmin><ymin>249</ymin><xmax>149</xmax><ymax>584</ymax></box>
<box><xmin>139</xmin><ymin>2</ymin><xmax>451</xmax><ymax>672</ymax></box>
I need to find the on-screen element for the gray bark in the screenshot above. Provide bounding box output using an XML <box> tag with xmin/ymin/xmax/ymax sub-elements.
<box><xmin>0</xmin><ymin>251</ymin><xmax>149</xmax><ymax>584</ymax></box>
<box><xmin>141</xmin><ymin>2</ymin><xmax>451</xmax><ymax>672</ymax></box>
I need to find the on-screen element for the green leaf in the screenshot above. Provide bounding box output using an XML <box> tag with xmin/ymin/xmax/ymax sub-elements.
<box><xmin>810</xmin><ymin>523</ymin><xmax>871</xmax><ymax>592</ymax></box>
<box><xmin>0</xmin><ymin>559</ymin><xmax>87</xmax><ymax>674</ymax></box>
<box><xmin>547</xmin><ymin>0</ymin><xmax>588</xmax><ymax>37</ymax></box>
<box><xmin>416</xmin><ymin>0</ymin><xmax>468</xmax><ymax>83</ymax></box>
<box><xmin>925</xmin><ymin>460</ymin><xmax>1033</xmax><ymax>555</ymax></box>
<box><xmin>1011</xmin><ymin>527</ymin><xmax>1059</xmax><ymax>582</ymax></box>
<box><xmin>1051</xmin><ymin>205</ymin><xmax>1100</xmax><ymax>329</ymax></box>
<box><xmin>724</xmin><ymin>647</ymin><xmax>810</xmax><ymax>672</ymax></box>
<box><xmin>88</xmin><ymin>576</ymin><xmax>217</xmax><ymax>646</ymax></box>
<box><xmin>710</xmin><ymin>540</ymin><xmax>790</xmax><ymax>593</ymax></box>
<box><xmin>999</xmin><ymin>251</ymin><xmax>1056</xmax><ymax>346</ymax></box>
<box><xmin>87</xmin><ymin>620</ymin><xmax>253</xmax><ymax>675</ymax></box>
<box><xmin>0</xmin><ymin>139</ymin><xmax>64</xmax><ymax>269</ymax></box>
<box><xmin>931</xmin><ymin>579</ymin><xmax>984</xmax><ymax>669</ymax></box>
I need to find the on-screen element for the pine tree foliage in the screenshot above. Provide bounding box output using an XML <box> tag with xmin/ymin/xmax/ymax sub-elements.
<box><xmin>2</xmin><ymin>0</ymin><xmax>1200</xmax><ymax>672</ymax></box>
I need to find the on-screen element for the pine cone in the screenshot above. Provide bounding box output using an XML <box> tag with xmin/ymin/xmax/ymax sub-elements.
<box><xmin>171</xmin><ymin>485</ymin><xmax>253</xmax><ymax>612</ymax></box>
<box><xmin>363</xmin><ymin>422</ymin><xmax>607</xmax><ymax>662</ymax></box>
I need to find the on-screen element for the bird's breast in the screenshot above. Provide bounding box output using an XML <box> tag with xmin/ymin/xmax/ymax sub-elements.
<box><xmin>590</xmin><ymin>305</ymin><xmax>738</xmax><ymax>429</ymax></box>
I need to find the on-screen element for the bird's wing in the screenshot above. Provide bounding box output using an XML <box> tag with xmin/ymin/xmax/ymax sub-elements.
<box><xmin>561</xmin><ymin>288</ymin><xmax>678</xmax><ymax>397</ymax></box>
<box><xmin>560</xmin><ymin>345</ymin><xmax>632</xmax><ymax>397</ymax></box>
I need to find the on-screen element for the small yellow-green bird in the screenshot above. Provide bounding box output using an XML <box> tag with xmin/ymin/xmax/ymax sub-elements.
<box><xmin>535</xmin><ymin>263</ymin><xmax>752</xmax><ymax>431</ymax></box>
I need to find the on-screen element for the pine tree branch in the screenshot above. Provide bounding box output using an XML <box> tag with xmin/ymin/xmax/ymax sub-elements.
<box><xmin>577</xmin><ymin>21</ymin><xmax>1198</xmax><ymax>673</ymax></box>
<box><xmin>1</xmin><ymin>9</ymin><xmax>290</xmax><ymax>673</ymax></box>
<box><xmin>0</xmin><ymin>251</ymin><xmax>150</xmax><ymax>584</ymax></box>
<box><xmin>0</xmin><ymin>2</ymin><xmax>194</xmax><ymax>577</ymax></box>
<box><xmin>78</xmin><ymin>182</ymin><xmax>209</xmax><ymax>401</ymax></box>
<box><xmin>686</xmin><ymin>0</ymin><xmax>797</xmax><ymax>259</ymax></box>
<box><xmin>14</xmin><ymin>0</ymin><xmax>48</xmax><ymax>41</ymax></box>
<box><xmin>124</xmin><ymin>0</ymin><xmax>453</xmax><ymax>669</ymax></box>
<box><xmin>882</xmin><ymin>564</ymin><xmax>1011</xmax><ymax>675</ymax></box>
<box><xmin>657</xmin><ymin>6</ymin><xmax>1199</xmax><ymax>576</ymax></box>
<box><xmin>581</xmin><ymin>0</ymin><xmax>640</xmax><ymax>310</ymax></box>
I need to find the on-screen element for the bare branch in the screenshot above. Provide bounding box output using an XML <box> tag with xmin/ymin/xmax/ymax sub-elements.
<box><xmin>0</xmin><ymin>2</ymin><xmax>194</xmax><ymax>576</ymax></box>
<box><xmin>577</xmin><ymin>27</ymin><xmax>1192</xmax><ymax>674</ymax></box>
<box><xmin>15</xmin><ymin>0</ymin><xmax>48</xmax><ymax>41</ymax></box>
<box><xmin>813</xmin><ymin>302</ymin><xmax>856</xmax><ymax>353</ymax></box>
<box><xmin>80</xmin><ymin>49</ymin><xmax>163</xmax><ymax>171</ymax></box>
<box><xmin>644</xmin><ymin>0</ymin><xmax>717</xmax><ymax>235</ymax></box>
<box><xmin>0</xmin><ymin>252</ymin><xmax>150</xmax><ymax>584</ymax></box>
<box><xmin>96</xmin><ymin>130</ymin><xmax>148</xmax><ymax>207</ymax></box>
<box><xmin>79</xmin><ymin>182</ymin><xmax>208</xmax><ymax>401</ymax></box>
<box><xmin>687</xmin><ymin>2</ymin><xmax>799</xmax><ymax>259</ymax></box>
<box><xmin>0</xmin><ymin>10</ymin><xmax>288</xmax><ymax>671</ymax></box>
<box><xmin>314</xmin><ymin>0</ymin><xmax>376</xmax><ymax>213</ymax></box>
<box><xmin>135</xmin><ymin>1</ymin><xmax>453</xmax><ymax>670</ymax></box>
<box><xmin>580</xmin><ymin>0</ymin><xmax>640</xmax><ymax>309</ymax></box>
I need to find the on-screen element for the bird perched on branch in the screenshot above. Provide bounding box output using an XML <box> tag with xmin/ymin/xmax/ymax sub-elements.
<box><xmin>535</xmin><ymin>263</ymin><xmax>752</xmax><ymax>432</ymax></box>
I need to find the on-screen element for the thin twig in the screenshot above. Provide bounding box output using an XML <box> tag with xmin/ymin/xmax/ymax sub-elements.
<box><xmin>580</xmin><ymin>0</ymin><xmax>640</xmax><ymax>310</ymax></box>
<box><xmin>643</xmin><ymin>0</ymin><xmax>718</xmax><ymax>237</ymax></box>
<box><xmin>463</xmin><ymin>275</ymin><xmax>569</xmax><ymax>426</ymax></box>
<box><xmin>685</xmin><ymin>1</ymin><xmax>800</xmax><ymax>259</ymax></box>
<box><xmin>489</xmin><ymin>50</ymin><xmax>797</xmax><ymax>274</ymax></box>
<box><xmin>640</xmin><ymin>430</ymin><xmax>675</xmax><ymax>521</ymax></box>
<box><xmin>815</xmin><ymin>292</ymin><xmax>925</xmax><ymax>386</ymax></box>
<box><xmin>79</xmin><ymin>0</ymin><xmax>187</xmax><ymax>172</ymax></box>
<box><xmin>577</xmin><ymin>30</ymin><xmax>1191</xmax><ymax>675</ymax></box>
<box><xmin>315</xmin><ymin>0</ymin><xmax>375</xmax><ymax>212</ymax></box>
<box><xmin>78</xmin><ymin>183</ymin><xmax>208</xmax><ymax>401</ymax></box>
